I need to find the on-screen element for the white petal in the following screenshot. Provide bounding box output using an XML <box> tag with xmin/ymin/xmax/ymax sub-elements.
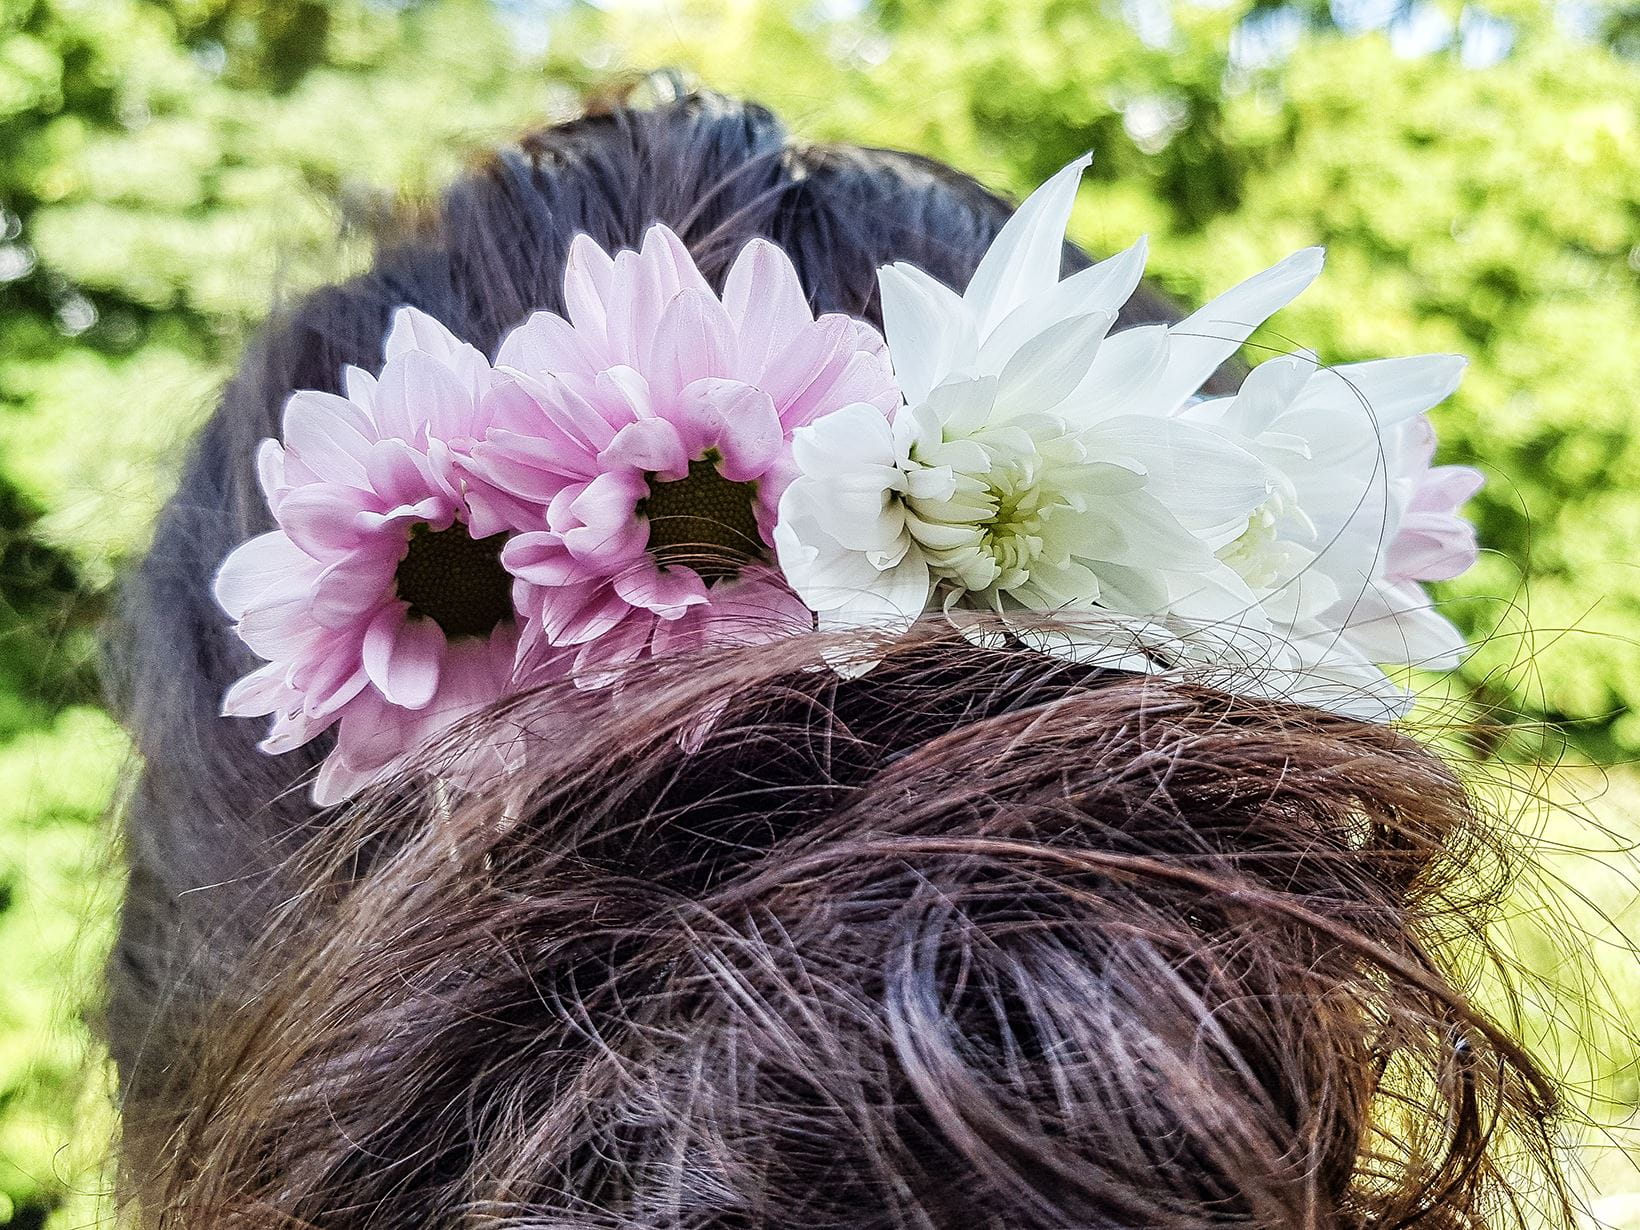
<box><xmin>1290</xmin><ymin>355</ymin><xmax>1467</xmax><ymax>427</ymax></box>
<box><xmin>1093</xmin><ymin>489</ymin><xmax>1217</xmax><ymax>573</ymax></box>
<box><xmin>1204</xmin><ymin>353</ymin><xmax>1315</xmax><ymax>439</ymax></box>
<box><xmin>878</xmin><ymin>263</ymin><xmax>973</xmax><ymax>405</ymax></box>
<box><xmin>1012</xmin><ymin>614</ymin><xmax>1175</xmax><ymax>673</ymax></box>
<box><xmin>1091</xmin><ymin>416</ymin><xmax>1271</xmax><ymax>548</ymax></box>
<box><xmin>1063</xmin><ymin>325</ymin><xmax>1170</xmax><ymax>424</ymax></box>
<box><xmin>920</xmin><ymin>375</ymin><xmax>999</xmax><ymax>440</ymax></box>
<box><xmin>1145</xmin><ymin>248</ymin><xmax>1325</xmax><ymax>417</ymax></box>
<box><xmin>976</xmin><ymin>236</ymin><xmax>1147</xmax><ymax>375</ymax></box>
<box><xmin>1335</xmin><ymin>577</ymin><xmax>1468</xmax><ymax>669</ymax></box>
<box><xmin>776</xmin><ymin>507</ymin><xmax>928</xmax><ymax>625</ymax></box>
<box><xmin>790</xmin><ymin>403</ymin><xmax>902</xmax><ymax>478</ymax></box>
<box><xmin>994</xmin><ymin>311</ymin><xmax>1116</xmax><ymax>417</ymax></box>
<box><xmin>962</xmin><ymin>154</ymin><xmax>1092</xmax><ymax>339</ymax></box>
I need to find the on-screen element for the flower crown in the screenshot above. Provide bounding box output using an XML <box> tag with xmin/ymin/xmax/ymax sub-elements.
<box><xmin>216</xmin><ymin>155</ymin><xmax>1482</xmax><ymax>804</ymax></box>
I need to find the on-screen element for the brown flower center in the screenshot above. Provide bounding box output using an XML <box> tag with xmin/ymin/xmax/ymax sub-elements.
<box><xmin>641</xmin><ymin>457</ymin><xmax>765</xmax><ymax>585</ymax></box>
<box><xmin>395</xmin><ymin>522</ymin><xmax>514</xmax><ymax>638</ymax></box>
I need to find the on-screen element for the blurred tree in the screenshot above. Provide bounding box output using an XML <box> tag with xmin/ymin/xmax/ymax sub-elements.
<box><xmin>0</xmin><ymin>0</ymin><xmax>553</xmax><ymax>1220</ymax></box>
<box><xmin>560</xmin><ymin>0</ymin><xmax>1640</xmax><ymax>757</ymax></box>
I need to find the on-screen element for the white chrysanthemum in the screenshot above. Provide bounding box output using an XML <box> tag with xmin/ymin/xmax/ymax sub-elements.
<box><xmin>775</xmin><ymin>153</ymin><xmax>1482</xmax><ymax>715</ymax></box>
<box><xmin>775</xmin><ymin>155</ymin><xmax>1308</xmax><ymax>672</ymax></box>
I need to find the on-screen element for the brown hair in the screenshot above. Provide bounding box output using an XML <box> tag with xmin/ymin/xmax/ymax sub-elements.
<box><xmin>123</xmin><ymin>635</ymin><xmax>1566</xmax><ymax>1227</ymax></box>
<box><xmin>106</xmin><ymin>89</ymin><xmax>1569</xmax><ymax>1227</ymax></box>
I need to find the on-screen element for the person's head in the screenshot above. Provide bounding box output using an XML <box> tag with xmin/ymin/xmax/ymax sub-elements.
<box><xmin>107</xmin><ymin>88</ymin><xmax>1564</xmax><ymax>1228</ymax></box>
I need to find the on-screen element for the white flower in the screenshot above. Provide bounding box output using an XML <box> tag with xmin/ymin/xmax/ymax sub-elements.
<box><xmin>776</xmin><ymin>155</ymin><xmax>1293</xmax><ymax>672</ymax></box>
<box><xmin>1175</xmin><ymin>350</ymin><xmax>1474</xmax><ymax>716</ymax></box>
<box><xmin>775</xmin><ymin>152</ymin><xmax>1482</xmax><ymax>718</ymax></box>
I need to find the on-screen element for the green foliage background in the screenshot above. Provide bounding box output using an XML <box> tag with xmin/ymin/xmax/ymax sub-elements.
<box><xmin>0</xmin><ymin>0</ymin><xmax>1636</xmax><ymax>1224</ymax></box>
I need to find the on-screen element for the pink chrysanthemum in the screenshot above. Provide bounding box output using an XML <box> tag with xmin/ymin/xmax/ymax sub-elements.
<box><xmin>459</xmin><ymin>224</ymin><xmax>899</xmax><ymax>674</ymax></box>
<box><xmin>215</xmin><ymin>308</ymin><xmax>540</xmax><ymax>805</ymax></box>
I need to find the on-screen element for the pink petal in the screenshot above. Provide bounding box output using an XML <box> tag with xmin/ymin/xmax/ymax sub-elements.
<box><xmin>277</xmin><ymin>485</ymin><xmax>376</xmax><ymax>557</ymax></box>
<box><xmin>256</xmin><ymin>439</ymin><xmax>289</xmax><ymax>506</ymax></box>
<box><xmin>419</xmin><ymin>635</ymin><xmax>504</xmax><ymax>715</ymax></box>
<box><xmin>789</xmin><ymin>347</ymin><xmax>900</xmax><ymax>424</ymax></box>
<box><xmin>562</xmin><ymin>471</ymin><xmax>649</xmax><ymax>563</ymax></box>
<box><xmin>670</xmin><ymin>379</ymin><xmax>784</xmax><ymax>482</ymax></box>
<box><xmin>312</xmin><ymin>752</ymin><xmax>378</xmax><ymax>807</ymax></box>
<box><xmin>1409</xmin><ymin>464</ymin><xmax>1484</xmax><ymax>515</ymax></box>
<box><xmin>604</xmin><ymin>247</ymin><xmax>670</xmax><ymax>369</ymax></box>
<box><xmin>723</xmin><ymin>238</ymin><xmax>815</xmax><ymax>376</ymax></box>
<box><xmin>293</xmin><ymin>647</ymin><xmax>371</xmax><ymax>720</ymax></box>
<box><xmin>465</xmin><ymin>436</ymin><xmax>588</xmax><ymax>502</ymax></box>
<box><xmin>343</xmin><ymin>365</ymin><xmax>378</xmax><ymax>408</ymax></box>
<box><xmin>570</xmin><ymin>612</ymin><xmax>655</xmax><ymax>682</ymax></box>
<box><xmin>488</xmin><ymin>373</ymin><xmax>623</xmax><ymax>465</ymax></box>
<box><xmin>310</xmin><ymin>548</ymin><xmax>399</xmax><ymax>629</ymax></box>
<box><xmin>260</xmin><ymin>706</ymin><xmax>328</xmax><ymax>757</ymax></box>
<box><xmin>759</xmin><ymin>315</ymin><xmax>859</xmax><ymax>424</ymax></box>
<box><xmin>592</xmin><ymin>365</ymin><xmax>654</xmax><ymax>424</ymax></box>
<box><xmin>546</xmin><ymin>482</ymin><xmax>589</xmax><ymax>534</ymax></box>
<box><xmin>600</xmin><ymin>417</ymin><xmax>690</xmax><ymax>479</ymax></box>
<box><xmin>530</xmin><ymin>580</ymin><xmax>633</xmax><ymax>646</ymax></box>
<box><xmin>375</xmin><ymin>350</ymin><xmax>480</xmax><ymax>444</ymax></box>
<box><xmin>514</xmin><ymin>370</ymin><xmax>623</xmax><ymax>452</ymax></box>
<box><xmin>483</xmin><ymin>619</ymin><xmax>525</xmax><ymax>683</ymax></box>
<box><xmin>642</xmin><ymin>225</ymin><xmax>715</xmax><ymax>302</ymax></box>
<box><xmin>611</xmin><ymin>564</ymin><xmax>709</xmax><ymax>618</ymax></box>
<box><xmin>463</xmin><ymin>479</ymin><xmax>547</xmax><ymax>540</ymax></box>
<box><xmin>1387</xmin><ymin>516</ymin><xmax>1479</xmax><ymax>583</ymax></box>
<box><xmin>495</xmin><ymin>309</ymin><xmax>602</xmax><ymax>379</ymax></box>
<box><xmin>562</xmin><ymin>232</ymin><xmax>617</xmax><ymax>345</ymax></box>
<box><xmin>363</xmin><ymin>438</ymin><xmax>440</xmax><ymax>508</ymax></box>
<box><xmin>331</xmin><ymin>691</ymin><xmax>412</xmax><ymax>771</ymax></box>
<box><xmin>283</xmin><ymin>391</ymin><xmax>376</xmax><ymax>487</ymax></box>
<box><xmin>479</xmin><ymin>377</ymin><xmax>548</xmax><ymax>438</ymax></box>
<box><xmin>354</xmin><ymin>497</ymin><xmax>451</xmax><ymax>535</ymax></box>
<box><xmin>236</xmin><ymin>595</ymin><xmax>326</xmax><ymax>662</ymax></box>
<box><xmin>221</xmin><ymin>662</ymin><xmax>292</xmax><ymax>718</ymax></box>
<box><xmin>362</xmin><ymin>604</ymin><xmax>444</xmax><ymax>710</ymax></box>
<box><xmin>648</xmin><ymin>607</ymin><xmax>707</xmax><ymax>658</ymax></box>
<box><xmin>695</xmin><ymin>572</ymin><xmax>810</xmax><ymax>646</ymax></box>
<box><xmin>383</xmin><ymin>306</ymin><xmax>493</xmax><ymax>397</ymax></box>
<box><xmin>501</xmin><ymin>532</ymin><xmax>587</xmax><ymax>587</ymax></box>
<box><xmin>563</xmin><ymin>519</ymin><xmax>648</xmax><ymax>567</ymax></box>
<box><xmin>214</xmin><ymin>531</ymin><xmax>319</xmax><ymax>619</ymax></box>
<box><xmin>645</xmin><ymin>289</ymin><xmax>737</xmax><ymax>403</ymax></box>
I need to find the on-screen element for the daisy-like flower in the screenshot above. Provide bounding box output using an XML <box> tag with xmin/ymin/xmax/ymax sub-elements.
<box><xmin>1175</xmin><ymin>351</ymin><xmax>1478</xmax><ymax>716</ymax></box>
<box><xmin>458</xmin><ymin>224</ymin><xmax>898</xmax><ymax>674</ymax></box>
<box><xmin>215</xmin><ymin>309</ymin><xmax>533</xmax><ymax>804</ymax></box>
<box><xmin>775</xmin><ymin>156</ymin><xmax>1302</xmax><ymax>671</ymax></box>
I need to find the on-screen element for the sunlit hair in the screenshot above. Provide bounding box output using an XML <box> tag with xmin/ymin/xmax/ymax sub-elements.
<box><xmin>105</xmin><ymin>86</ymin><xmax>1571</xmax><ymax>1227</ymax></box>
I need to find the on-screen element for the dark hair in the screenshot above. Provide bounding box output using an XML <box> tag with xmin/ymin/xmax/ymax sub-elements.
<box><xmin>105</xmin><ymin>90</ymin><xmax>1568</xmax><ymax>1227</ymax></box>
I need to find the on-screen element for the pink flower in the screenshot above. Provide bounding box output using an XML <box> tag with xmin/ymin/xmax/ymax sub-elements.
<box><xmin>1386</xmin><ymin>418</ymin><xmax>1484</xmax><ymax>585</ymax></box>
<box><xmin>459</xmin><ymin>224</ymin><xmax>899</xmax><ymax>675</ymax></box>
<box><xmin>1327</xmin><ymin>414</ymin><xmax>1484</xmax><ymax>671</ymax></box>
<box><xmin>215</xmin><ymin>308</ymin><xmax>544</xmax><ymax>805</ymax></box>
